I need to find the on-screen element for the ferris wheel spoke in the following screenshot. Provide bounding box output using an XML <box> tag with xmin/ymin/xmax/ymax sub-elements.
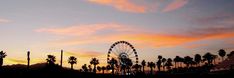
<box><xmin>123</xmin><ymin>43</ymin><xmax>128</xmax><ymax>53</ymax></box>
<box><xmin>120</xmin><ymin>43</ymin><xmax>124</xmax><ymax>53</ymax></box>
<box><xmin>116</xmin><ymin>44</ymin><xmax>122</xmax><ymax>53</ymax></box>
<box><xmin>128</xmin><ymin>51</ymin><xmax>134</xmax><ymax>56</ymax></box>
<box><xmin>113</xmin><ymin>46</ymin><xmax>121</xmax><ymax>54</ymax></box>
<box><xmin>111</xmin><ymin>55</ymin><xmax>118</xmax><ymax>59</ymax></box>
<box><xmin>125</xmin><ymin>46</ymin><xmax>131</xmax><ymax>54</ymax></box>
<box><xmin>112</xmin><ymin>51</ymin><xmax>119</xmax><ymax>56</ymax></box>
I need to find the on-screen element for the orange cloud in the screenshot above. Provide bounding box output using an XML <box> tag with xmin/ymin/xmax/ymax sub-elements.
<box><xmin>162</xmin><ymin>0</ymin><xmax>188</xmax><ymax>12</ymax></box>
<box><xmin>51</xmin><ymin>32</ymin><xmax>234</xmax><ymax>48</ymax></box>
<box><xmin>88</xmin><ymin>0</ymin><xmax>147</xmax><ymax>13</ymax></box>
<box><xmin>35</xmin><ymin>23</ymin><xmax>136</xmax><ymax>36</ymax></box>
<box><xmin>0</xmin><ymin>18</ymin><xmax>11</xmax><ymax>23</ymax></box>
<box><xmin>36</xmin><ymin>22</ymin><xmax>234</xmax><ymax>48</ymax></box>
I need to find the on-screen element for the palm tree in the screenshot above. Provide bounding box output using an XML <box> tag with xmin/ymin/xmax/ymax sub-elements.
<box><xmin>97</xmin><ymin>66</ymin><xmax>101</xmax><ymax>73</ymax></box>
<box><xmin>173</xmin><ymin>56</ymin><xmax>180</xmax><ymax>68</ymax></box>
<box><xmin>194</xmin><ymin>54</ymin><xmax>201</xmax><ymax>66</ymax></box>
<box><xmin>27</xmin><ymin>51</ymin><xmax>30</xmax><ymax>69</ymax></box>
<box><xmin>141</xmin><ymin>60</ymin><xmax>146</xmax><ymax>73</ymax></box>
<box><xmin>147</xmin><ymin>62</ymin><xmax>155</xmax><ymax>75</ymax></box>
<box><xmin>88</xmin><ymin>65</ymin><xmax>92</xmax><ymax>72</ymax></box>
<box><xmin>46</xmin><ymin>55</ymin><xmax>56</xmax><ymax>65</ymax></box>
<box><xmin>158</xmin><ymin>55</ymin><xmax>162</xmax><ymax>60</ymax></box>
<box><xmin>82</xmin><ymin>64</ymin><xmax>88</xmax><ymax>72</ymax></box>
<box><xmin>178</xmin><ymin>56</ymin><xmax>184</xmax><ymax>67</ymax></box>
<box><xmin>227</xmin><ymin>51</ymin><xmax>234</xmax><ymax>58</ymax></box>
<box><xmin>124</xmin><ymin>58</ymin><xmax>133</xmax><ymax>74</ymax></box>
<box><xmin>106</xmin><ymin>65</ymin><xmax>111</xmax><ymax>72</ymax></box>
<box><xmin>156</xmin><ymin>60</ymin><xmax>162</xmax><ymax>72</ymax></box>
<box><xmin>212</xmin><ymin>55</ymin><xmax>218</xmax><ymax>65</ymax></box>
<box><xmin>108</xmin><ymin>58</ymin><xmax>117</xmax><ymax>75</ymax></box>
<box><xmin>132</xmin><ymin>64</ymin><xmax>141</xmax><ymax>72</ymax></box>
<box><xmin>0</xmin><ymin>51</ymin><xmax>6</xmax><ymax>67</ymax></box>
<box><xmin>101</xmin><ymin>66</ymin><xmax>106</xmax><ymax>74</ymax></box>
<box><xmin>165</xmin><ymin>58</ymin><xmax>173</xmax><ymax>70</ymax></box>
<box><xmin>184</xmin><ymin>56</ymin><xmax>193</xmax><ymax>67</ymax></box>
<box><xmin>162</xmin><ymin>58</ymin><xmax>166</xmax><ymax>71</ymax></box>
<box><xmin>68</xmin><ymin>56</ymin><xmax>77</xmax><ymax>70</ymax></box>
<box><xmin>218</xmin><ymin>49</ymin><xmax>226</xmax><ymax>61</ymax></box>
<box><xmin>203</xmin><ymin>52</ymin><xmax>214</xmax><ymax>66</ymax></box>
<box><xmin>90</xmin><ymin>58</ymin><xmax>99</xmax><ymax>73</ymax></box>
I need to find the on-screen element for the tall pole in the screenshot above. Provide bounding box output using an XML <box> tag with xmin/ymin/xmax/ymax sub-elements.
<box><xmin>60</xmin><ymin>50</ymin><xmax>63</xmax><ymax>67</ymax></box>
<box><xmin>27</xmin><ymin>51</ymin><xmax>30</xmax><ymax>69</ymax></box>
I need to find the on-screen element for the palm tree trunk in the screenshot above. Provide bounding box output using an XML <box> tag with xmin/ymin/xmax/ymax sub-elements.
<box><xmin>94</xmin><ymin>65</ymin><xmax>96</xmax><ymax>73</ymax></box>
<box><xmin>0</xmin><ymin>58</ymin><xmax>3</xmax><ymax>67</ymax></box>
<box><xmin>123</xmin><ymin>69</ymin><xmax>126</xmax><ymax>75</ymax></box>
<box><xmin>102</xmin><ymin>70</ymin><xmax>104</xmax><ymax>74</ymax></box>
<box><xmin>143</xmin><ymin>66</ymin><xmax>145</xmax><ymax>73</ymax></box>
<box><xmin>71</xmin><ymin>64</ymin><xmax>73</xmax><ymax>70</ymax></box>
<box><xmin>111</xmin><ymin>65</ymin><xmax>114</xmax><ymax>75</ymax></box>
<box><xmin>180</xmin><ymin>62</ymin><xmax>182</xmax><ymax>67</ymax></box>
<box><xmin>150</xmin><ymin>67</ymin><xmax>153</xmax><ymax>75</ymax></box>
<box><xmin>222</xmin><ymin>57</ymin><xmax>224</xmax><ymax>62</ymax></box>
<box><xmin>213</xmin><ymin>59</ymin><xmax>216</xmax><ymax>65</ymax></box>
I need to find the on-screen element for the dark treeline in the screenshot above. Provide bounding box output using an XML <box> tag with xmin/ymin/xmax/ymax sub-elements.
<box><xmin>0</xmin><ymin>49</ymin><xmax>234</xmax><ymax>78</ymax></box>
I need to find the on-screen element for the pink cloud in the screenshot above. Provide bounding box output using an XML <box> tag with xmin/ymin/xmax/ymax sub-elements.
<box><xmin>87</xmin><ymin>0</ymin><xmax>147</xmax><ymax>13</ymax></box>
<box><xmin>35</xmin><ymin>23</ymin><xmax>136</xmax><ymax>36</ymax></box>
<box><xmin>162</xmin><ymin>0</ymin><xmax>188</xmax><ymax>12</ymax></box>
<box><xmin>0</xmin><ymin>18</ymin><xmax>11</xmax><ymax>23</ymax></box>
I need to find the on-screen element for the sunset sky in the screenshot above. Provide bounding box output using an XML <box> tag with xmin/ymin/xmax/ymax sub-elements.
<box><xmin>0</xmin><ymin>0</ymin><xmax>234</xmax><ymax>69</ymax></box>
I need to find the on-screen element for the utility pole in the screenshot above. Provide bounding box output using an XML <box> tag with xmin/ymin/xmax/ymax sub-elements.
<box><xmin>27</xmin><ymin>51</ymin><xmax>30</xmax><ymax>69</ymax></box>
<box><xmin>60</xmin><ymin>50</ymin><xmax>63</xmax><ymax>67</ymax></box>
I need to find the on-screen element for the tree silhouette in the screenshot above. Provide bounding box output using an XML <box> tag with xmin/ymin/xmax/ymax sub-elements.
<box><xmin>212</xmin><ymin>55</ymin><xmax>218</xmax><ymax>65</ymax></box>
<box><xmin>165</xmin><ymin>58</ymin><xmax>173</xmax><ymax>70</ymax></box>
<box><xmin>121</xmin><ymin>58</ymin><xmax>133</xmax><ymax>75</ymax></box>
<box><xmin>46</xmin><ymin>55</ymin><xmax>56</xmax><ymax>66</ymax></box>
<box><xmin>141</xmin><ymin>60</ymin><xmax>146</xmax><ymax>73</ymax></box>
<box><xmin>90</xmin><ymin>58</ymin><xmax>99</xmax><ymax>73</ymax></box>
<box><xmin>157</xmin><ymin>55</ymin><xmax>162</xmax><ymax>71</ymax></box>
<box><xmin>173</xmin><ymin>56</ymin><xmax>180</xmax><ymax>68</ymax></box>
<box><xmin>0</xmin><ymin>51</ymin><xmax>6</xmax><ymax>67</ymax></box>
<box><xmin>101</xmin><ymin>66</ymin><xmax>106</xmax><ymax>74</ymax></box>
<box><xmin>97</xmin><ymin>66</ymin><xmax>101</xmax><ymax>73</ymax></box>
<box><xmin>88</xmin><ymin>65</ymin><xmax>92</xmax><ymax>72</ymax></box>
<box><xmin>125</xmin><ymin>58</ymin><xmax>133</xmax><ymax>74</ymax></box>
<box><xmin>184</xmin><ymin>56</ymin><xmax>193</xmax><ymax>67</ymax></box>
<box><xmin>147</xmin><ymin>62</ymin><xmax>155</xmax><ymax>75</ymax></box>
<box><xmin>227</xmin><ymin>51</ymin><xmax>234</xmax><ymax>58</ymax></box>
<box><xmin>27</xmin><ymin>51</ymin><xmax>30</xmax><ymax>69</ymax></box>
<box><xmin>120</xmin><ymin>58</ymin><xmax>132</xmax><ymax>75</ymax></box>
<box><xmin>203</xmin><ymin>52</ymin><xmax>214</xmax><ymax>66</ymax></box>
<box><xmin>162</xmin><ymin>58</ymin><xmax>166</xmax><ymax>71</ymax></box>
<box><xmin>82</xmin><ymin>64</ymin><xmax>88</xmax><ymax>72</ymax></box>
<box><xmin>106</xmin><ymin>65</ymin><xmax>111</xmax><ymax>73</ymax></box>
<box><xmin>178</xmin><ymin>56</ymin><xmax>184</xmax><ymax>67</ymax></box>
<box><xmin>218</xmin><ymin>49</ymin><xmax>226</xmax><ymax>61</ymax></box>
<box><xmin>68</xmin><ymin>56</ymin><xmax>77</xmax><ymax>70</ymax></box>
<box><xmin>108</xmin><ymin>58</ymin><xmax>117</xmax><ymax>75</ymax></box>
<box><xmin>194</xmin><ymin>54</ymin><xmax>202</xmax><ymax>66</ymax></box>
<box><xmin>132</xmin><ymin>64</ymin><xmax>141</xmax><ymax>72</ymax></box>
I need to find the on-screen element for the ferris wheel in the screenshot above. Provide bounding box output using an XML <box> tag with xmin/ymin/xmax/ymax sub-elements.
<box><xmin>107</xmin><ymin>41</ymin><xmax>139</xmax><ymax>67</ymax></box>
